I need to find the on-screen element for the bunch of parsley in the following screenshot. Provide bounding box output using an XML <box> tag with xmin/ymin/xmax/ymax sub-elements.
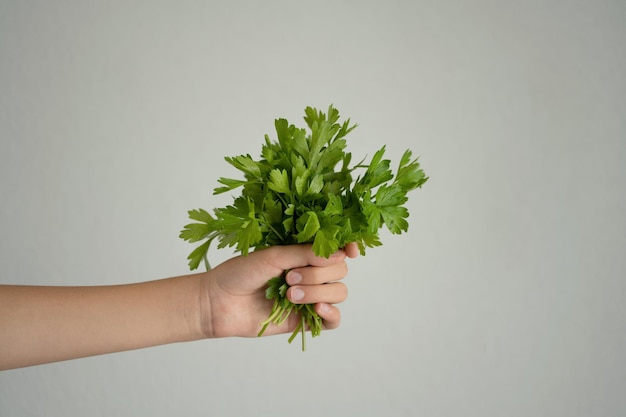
<box><xmin>180</xmin><ymin>105</ymin><xmax>428</xmax><ymax>350</ymax></box>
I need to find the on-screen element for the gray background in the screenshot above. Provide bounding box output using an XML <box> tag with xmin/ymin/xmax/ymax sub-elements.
<box><xmin>1</xmin><ymin>1</ymin><xmax>625</xmax><ymax>416</ymax></box>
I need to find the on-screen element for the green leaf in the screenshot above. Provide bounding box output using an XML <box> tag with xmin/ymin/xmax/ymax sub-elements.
<box><xmin>303</xmin><ymin>106</ymin><xmax>323</xmax><ymax>129</ymax></box>
<box><xmin>324</xmin><ymin>194</ymin><xmax>343</xmax><ymax>216</ymax></box>
<box><xmin>358</xmin><ymin>233</ymin><xmax>382</xmax><ymax>253</ymax></box>
<box><xmin>262</xmin><ymin>195</ymin><xmax>284</xmax><ymax>225</ymax></box>
<box><xmin>179</xmin><ymin>222</ymin><xmax>211</xmax><ymax>243</ymax></box>
<box><xmin>237</xmin><ymin>218</ymin><xmax>262</xmax><ymax>255</ymax></box>
<box><xmin>312</xmin><ymin>228</ymin><xmax>339</xmax><ymax>258</ymax></box>
<box><xmin>214</xmin><ymin>177</ymin><xmax>248</xmax><ymax>194</ymax></box>
<box><xmin>354</xmin><ymin>146</ymin><xmax>393</xmax><ymax>193</ymax></box>
<box><xmin>187</xmin><ymin>208</ymin><xmax>214</xmax><ymax>223</ymax></box>
<box><xmin>395</xmin><ymin>150</ymin><xmax>428</xmax><ymax>191</ymax></box>
<box><xmin>317</xmin><ymin>138</ymin><xmax>347</xmax><ymax>172</ymax></box>
<box><xmin>274</xmin><ymin>118</ymin><xmax>291</xmax><ymax>150</ymax></box>
<box><xmin>291</xmin><ymin>128</ymin><xmax>309</xmax><ymax>161</ymax></box>
<box><xmin>373</xmin><ymin>183</ymin><xmax>411</xmax><ymax>234</ymax></box>
<box><xmin>268</xmin><ymin>168</ymin><xmax>291</xmax><ymax>194</ymax></box>
<box><xmin>282</xmin><ymin>216</ymin><xmax>294</xmax><ymax>235</ymax></box>
<box><xmin>187</xmin><ymin>240</ymin><xmax>212</xmax><ymax>270</ymax></box>
<box><xmin>334</xmin><ymin>118</ymin><xmax>358</xmax><ymax>141</ymax></box>
<box><xmin>224</xmin><ymin>155</ymin><xmax>261</xmax><ymax>179</ymax></box>
<box><xmin>366</xmin><ymin>153</ymin><xmax>393</xmax><ymax>187</ymax></box>
<box><xmin>294</xmin><ymin>169</ymin><xmax>310</xmax><ymax>196</ymax></box>
<box><xmin>265</xmin><ymin>278</ymin><xmax>280</xmax><ymax>299</ymax></box>
<box><xmin>375</xmin><ymin>183</ymin><xmax>408</xmax><ymax>207</ymax></box>
<box><xmin>180</xmin><ymin>209</ymin><xmax>215</xmax><ymax>242</ymax></box>
<box><xmin>305</xmin><ymin>174</ymin><xmax>324</xmax><ymax>196</ymax></box>
<box><xmin>308</xmin><ymin>119</ymin><xmax>331</xmax><ymax>166</ymax></box>
<box><xmin>296</xmin><ymin>211</ymin><xmax>320</xmax><ymax>243</ymax></box>
<box><xmin>381</xmin><ymin>206</ymin><xmax>409</xmax><ymax>234</ymax></box>
<box><xmin>363</xmin><ymin>202</ymin><xmax>382</xmax><ymax>234</ymax></box>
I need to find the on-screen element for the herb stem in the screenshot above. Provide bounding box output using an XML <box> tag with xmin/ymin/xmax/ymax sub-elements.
<box><xmin>301</xmin><ymin>315</ymin><xmax>306</xmax><ymax>352</ymax></box>
<box><xmin>266</xmin><ymin>223</ymin><xmax>285</xmax><ymax>242</ymax></box>
<box><xmin>288</xmin><ymin>318</ymin><xmax>302</xmax><ymax>345</ymax></box>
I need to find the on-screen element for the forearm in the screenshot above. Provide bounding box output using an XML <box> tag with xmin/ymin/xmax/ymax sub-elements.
<box><xmin>0</xmin><ymin>274</ymin><xmax>205</xmax><ymax>370</ymax></box>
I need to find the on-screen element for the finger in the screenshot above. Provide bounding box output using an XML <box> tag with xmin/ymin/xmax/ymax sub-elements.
<box><xmin>252</xmin><ymin>244</ymin><xmax>348</xmax><ymax>277</ymax></box>
<box><xmin>315</xmin><ymin>303</ymin><xmax>341</xmax><ymax>330</ymax></box>
<box><xmin>285</xmin><ymin>262</ymin><xmax>348</xmax><ymax>286</ymax></box>
<box><xmin>344</xmin><ymin>242</ymin><xmax>360</xmax><ymax>259</ymax></box>
<box><xmin>287</xmin><ymin>282</ymin><xmax>347</xmax><ymax>305</ymax></box>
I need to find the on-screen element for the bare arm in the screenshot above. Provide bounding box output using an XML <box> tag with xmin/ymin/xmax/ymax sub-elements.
<box><xmin>0</xmin><ymin>275</ymin><xmax>204</xmax><ymax>370</ymax></box>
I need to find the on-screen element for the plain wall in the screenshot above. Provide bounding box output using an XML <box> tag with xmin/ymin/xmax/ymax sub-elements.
<box><xmin>1</xmin><ymin>1</ymin><xmax>625</xmax><ymax>416</ymax></box>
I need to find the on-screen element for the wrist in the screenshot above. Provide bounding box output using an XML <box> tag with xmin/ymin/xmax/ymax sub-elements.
<box><xmin>193</xmin><ymin>272</ymin><xmax>214</xmax><ymax>340</ymax></box>
<box><xmin>181</xmin><ymin>273</ymin><xmax>211</xmax><ymax>341</ymax></box>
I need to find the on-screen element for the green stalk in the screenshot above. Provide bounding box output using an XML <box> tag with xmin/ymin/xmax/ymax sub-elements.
<box><xmin>301</xmin><ymin>315</ymin><xmax>306</xmax><ymax>351</ymax></box>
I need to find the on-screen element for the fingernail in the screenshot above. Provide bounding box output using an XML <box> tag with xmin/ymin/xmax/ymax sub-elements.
<box><xmin>318</xmin><ymin>302</ymin><xmax>330</xmax><ymax>314</ymax></box>
<box><xmin>291</xmin><ymin>287</ymin><xmax>305</xmax><ymax>302</ymax></box>
<box><xmin>287</xmin><ymin>271</ymin><xmax>302</xmax><ymax>285</ymax></box>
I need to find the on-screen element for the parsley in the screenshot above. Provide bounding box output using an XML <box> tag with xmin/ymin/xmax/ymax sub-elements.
<box><xmin>180</xmin><ymin>105</ymin><xmax>428</xmax><ymax>350</ymax></box>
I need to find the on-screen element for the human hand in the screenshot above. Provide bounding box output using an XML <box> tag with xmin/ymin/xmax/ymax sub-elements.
<box><xmin>199</xmin><ymin>243</ymin><xmax>359</xmax><ymax>339</ymax></box>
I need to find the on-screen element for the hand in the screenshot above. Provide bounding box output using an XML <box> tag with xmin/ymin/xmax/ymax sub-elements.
<box><xmin>200</xmin><ymin>243</ymin><xmax>359</xmax><ymax>338</ymax></box>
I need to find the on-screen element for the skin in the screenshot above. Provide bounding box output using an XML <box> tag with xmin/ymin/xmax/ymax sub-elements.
<box><xmin>0</xmin><ymin>243</ymin><xmax>359</xmax><ymax>371</ymax></box>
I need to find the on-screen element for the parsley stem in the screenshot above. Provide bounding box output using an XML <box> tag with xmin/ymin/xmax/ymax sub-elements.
<box><xmin>266</xmin><ymin>223</ymin><xmax>285</xmax><ymax>242</ymax></box>
<box><xmin>274</xmin><ymin>192</ymin><xmax>289</xmax><ymax>208</ymax></box>
<box><xmin>202</xmin><ymin>255</ymin><xmax>211</xmax><ymax>271</ymax></box>
<box><xmin>287</xmin><ymin>317</ymin><xmax>302</xmax><ymax>345</ymax></box>
<box><xmin>301</xmin><ymin>315</ymin><xmax>306</xmax><ymax>352</ymax></box>
<box><xmin>257</xmin><ymin>322</ymin><xmax>270</xmax><ymax>337</ymax></box>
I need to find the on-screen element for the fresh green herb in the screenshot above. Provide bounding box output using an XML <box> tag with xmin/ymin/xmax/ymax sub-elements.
<box><xmin>180</xmin><ymin>105</ymin><xmax>428</xmax><ymax>350</ymax></box>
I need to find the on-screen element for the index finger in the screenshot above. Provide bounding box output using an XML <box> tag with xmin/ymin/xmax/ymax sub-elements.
<box><xmin>252</xmin><ymin>244</ymin><xmax>349</xmax><ymax>277</ymax></box>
